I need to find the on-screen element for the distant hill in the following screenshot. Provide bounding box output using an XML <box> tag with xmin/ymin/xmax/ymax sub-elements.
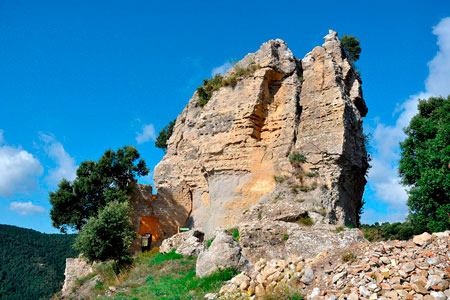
<box><xmin>0</xmin><ymin>224</ymin><xmax>78</xmax><ymax>300</ymax></box>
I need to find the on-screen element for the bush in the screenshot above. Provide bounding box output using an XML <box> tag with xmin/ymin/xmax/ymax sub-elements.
<box><xmin>340</xmin><ymin>35</ymin><xmax>361</xmax><ymax>63</ymax></box>
<box><xmin>155</xmin><ymin>119</ymin><xmax>176</xmax><ymax>152</ymax></box>
<box><xmin>197</xmin><ymin>74</ymin><xmax>224</xmax><ymax>107</ymax></box>
<box><xmin>297</xmin><ymin>214</ymin><xmax>313</xmax><ymax>226</ymax></box>
<box><xmin>74</xmin><ymin>201</ymin><xmax>136</xmax><ymax>263</ymax></box>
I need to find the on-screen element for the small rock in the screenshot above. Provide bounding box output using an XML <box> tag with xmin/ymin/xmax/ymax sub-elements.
<box><xmin>429</xmin><ymin>291</ymin><xmax>446</xmax><ymax>300</ymax></box>
<box><xmin>301</xmin><ymin>267</ymin><xmax>314</xmax><ymax>285</ymax></box>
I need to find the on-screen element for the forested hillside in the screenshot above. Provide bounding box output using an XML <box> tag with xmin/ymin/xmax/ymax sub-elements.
<box><xmin>0</xmin><ymin>224</ymin><xmax>78</xmax><ymax>300</ymax></box>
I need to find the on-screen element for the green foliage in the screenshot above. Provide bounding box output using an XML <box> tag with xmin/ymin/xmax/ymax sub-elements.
<box><xmin>283</xmin><ymin>233</ymin><xmax>289</xmax><ymax>241</ymax></box>
<box><xmin>50</xmin><ymin>146</ymin><xmax>149</xmax><ymax>232</ymax></box>
<box><xmin>75</xmin><ymin>201</ymin><xmax>136</xmax><ymax>263</ymax></box>
<box><xmin>340</xmin><ymin>35</ymin><xmax>361</xmax><ymax>63</ymax></box>
<box><xmin>360</xmin><ymin>222</ymin><xmax>425</xmax><ymax>242</ymax></box>
<box><xmin>335</xmin><ymin>226</ymin><xmax>344</xmax><ymax>233</ymax></box>
<box><xmin>289</xmin><ymin>152</ymin><xmax>306</xmax><ymax>167</ymax></box>
<box><xmin>399</xmin><ymin>95</ymin><xmax>450</xmax><ymax>232</ymax></box>
<box><xmin>274</xmin><ymin>175</ymin><xmax>287</xmax><ymax>183</ymax></box>
<box><xmin>227</xmin><ymin>227</ymin><xmax>240</xmax><ymax>242</ymax></box>
<box><xmin>258</xmin><ymin>211</ymin><xmax>262</xmax><ymax>220</ymax></box>
<box><xmin>0</xmin><ymin>225</ymin><xmax>78</xmax><ymax>300</ymax></box>
<box><xmin>197</xmin><ymin>63</ymin><xmax>261</xmax><ymax>107</ymax></box>
<box><xmin>206</xmin><ymin>238</ymin><xmax>214</xmax><ymax>248</ymax></box>
<box><xmin>197</xmin><ymin>74</ymin><xmax>224</xmax><ymax>107</ymax></box>
<box><xmin>297</xmin><ymin>214</ymin><xmax>313</xmax><ymax>226</ymax></box>
<box><xmin>341</xmin><ymin>252</ymin><xmax>357</xmax><ymax>263</ymax></box>
<box><xmin>155</xmin><ymin>119</ymin><xmax>176</xmax><ymax>152</ymax></box>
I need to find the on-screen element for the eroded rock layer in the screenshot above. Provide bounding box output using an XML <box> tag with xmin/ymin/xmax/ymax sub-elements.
<box><xmin>154</xmin><ymin>30</ymin><xmax>368</xmax><ymax>237</ymax></box>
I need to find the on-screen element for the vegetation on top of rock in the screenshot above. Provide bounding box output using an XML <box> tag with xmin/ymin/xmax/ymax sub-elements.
<box><xmin>197</xmin><ymin>63</ymin><xmax>261</xmax><ymax>107</ymax></box>
<box><xmin>340</xmin><ymin>35</ymin><xmax>361</xmax><ymax>63</ymax></box>
<box><xmin>155</xmin><ymin>119</ymin><xmax>176</xmax><ymax>152</ymax></box>
<box><xmin>227</xmin><ymin>227</ymin><xmax>240</xmax><ymax>242</ymax></box>
<box><xmin>74</xmin><ymin>200</ymin><xmax>136</xmax><ymax>264</ymax></box>
<box><xmin>50</xmin><ymin>146</ymin><xmax>149</xmax><ymax>232</ymax></box>
<box><xmin>0</xmin><ymin>224</ymin><xmax>77</xmax><ymax>300</ymax></box>
<box><xmin>399</xmin><ymin>95</ymin><xmax>450</xmax><ymax>233</ymax></box>
<box><xmin>197</xmin><ymin>74</ymin><xmax>224</xmax><ymax>107</ymax></box>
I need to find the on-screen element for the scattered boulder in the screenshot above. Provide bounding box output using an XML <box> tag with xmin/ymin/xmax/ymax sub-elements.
<box><xmin>160</xmin><ymin>230</ymin><xmax>205</xmax><ymax>257</ymax></box>
<box><xmin>413</xmin><ymin>232</ymin><xmax>432</xmax><ymax>246</ymax></box>
<box><xmin>196</xmin><ymin>229</ymin><xmax>250</xmax><ymax>277</ymax></box>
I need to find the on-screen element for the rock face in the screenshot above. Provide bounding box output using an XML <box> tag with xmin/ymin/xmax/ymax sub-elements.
<box><xmin>196</xmin><ymin>229</ymin><xmax>250</xmax><ymax>277</ymax></box>
<box><xmin>154</xmin><ymin>30</ymin><xmax>368</xmax><ymax>237</ymax></box>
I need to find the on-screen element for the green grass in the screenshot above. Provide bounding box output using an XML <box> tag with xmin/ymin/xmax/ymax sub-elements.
<box><xmin>107</xmin><ymin>250</ymin><xmax>237</xmax><ymax>300</ymax></box>
<box><xmin>341</xmin><ymin>252</ymin><xmax>357</xmax><ymax>263</ymax></box>
<box><xmin>148</xmin><ymin>249</ymin><xmax>183</xmax><ymax>266</ymax></box>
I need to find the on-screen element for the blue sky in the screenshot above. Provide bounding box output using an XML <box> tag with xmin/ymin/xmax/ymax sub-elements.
<box><xmin>0</xmin><ymin>0</ymin><xmax>449</xmax><ymax>233</ymax></box>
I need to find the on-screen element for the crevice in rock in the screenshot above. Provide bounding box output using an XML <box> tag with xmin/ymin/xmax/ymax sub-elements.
<box><xmin>249</xmin><ymin>69</ymin><xmax>284</xmax><ymax>141</ymax></box>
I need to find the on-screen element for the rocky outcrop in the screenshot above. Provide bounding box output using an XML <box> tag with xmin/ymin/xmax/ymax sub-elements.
<box><xmin>153</xmin><ymin>30</ymin><xmax>368</xmax><ymax>237</ymax></box>
<box><xmin>238</xmin><ymin>222</ymin><xmax>366</xmax><ymax>263</ymax></box>
<box><xmin>196</xmin><ymin>229</ymin><xmax>250</xmax><ymax>277</ymax></box>
<box><xmin>215</xmin><ymin>231</ymin><xmax>450</xmax><ymax>299</ymax></box>
<box><xmin>61</xmin><ymin>257</ymin><xmax>93</xmax><ymax>297</ymax></box>
<box><xmin>160</xmin><ymin>229</ymin><xmax>205</xmax><ymax>257</ymax></box>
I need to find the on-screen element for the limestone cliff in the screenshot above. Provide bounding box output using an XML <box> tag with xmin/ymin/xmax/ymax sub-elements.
<box><xmin>153</xmin><ymin>30</ymin><xmax>368</xmax><ymax>237</ymax></box>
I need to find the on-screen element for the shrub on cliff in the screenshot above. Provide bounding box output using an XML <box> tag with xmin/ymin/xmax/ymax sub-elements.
<box><xmin>340</xmin><ymin>35</ymin><xmax>361</xmax><ymax>63</ymax></box>
<box><xmin>399</xmin><ymin>95</ymin><xmax>450</xmax><ymax>232</ymax></box>
<box><xmin>155</xmin><ymin>119</ymin><xmax>176</xmax><ymax>152</ymax></box>
<box><xmin>74</xmin><ymin>201</ymin><xmax>135</xmax><ymax>263</ymax></box>
<box><xmin>50</xmin><ymin>146</ymin><xmax>149</xmax><ymax>232</ymax></box>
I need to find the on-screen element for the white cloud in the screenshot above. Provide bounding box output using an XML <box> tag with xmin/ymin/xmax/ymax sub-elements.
<box><xmin>211</xmin><ymin>62</ymin><xmax>232</xmax><ymax>77</ymax></box>
<box><xmin>10</xmin><ymin>201</ymin><xmax>45</xmax><ymax>215</ymax></box>
<box><xmin>136</xmin><ymin>124</ymin><xmax>156</xmax><ymax>145</ymax></box>
<box><xmin>0</xmin><ymin>133</ymin><xmax>43</xmax><ymax>197</ymax></box>
<box><xmin>39</xmin><ymin>133</ymin><xmax>77</xmax><ymax>185</ymax></box>
<box><xmin>367</xmin><ymin>17</ymin><xmax>450</xmax><ymax>218</ymax></box>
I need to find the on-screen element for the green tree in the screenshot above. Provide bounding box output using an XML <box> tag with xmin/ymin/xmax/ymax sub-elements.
<box><xmin>399</xmin><ymin>95</ymin><xmax>450</xmax><ymax>232</ymax></box>
<box><xmin>74</xmin><ymin>200</ymin><xmax>135</xmax><ymax>263</ymax></box>
<box><xmin>155</xmin><ymin>119</ymin><xmax>176</xmax><ymax>152</ymax></box>
<box><xmin>50</xmin><ymin>146</ymin><xmax>149</xmax><ymax>232</ymax></box>
<box><xmin>340</xmin><ymin>35</ymin><xmax>361</xmax><ymax>63</ymax></box>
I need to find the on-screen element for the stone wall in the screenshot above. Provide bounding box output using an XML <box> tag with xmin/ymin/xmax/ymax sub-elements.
<box><xmin>129</xmin><ymin>184</ymin><xmax>192</xmax><ymax>250</ymax></box>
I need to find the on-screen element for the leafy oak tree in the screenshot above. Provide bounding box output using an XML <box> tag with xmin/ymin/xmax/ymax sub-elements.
<box><xmin>155</xmin><ymin>119</ymin><xmax>176</xmax><ymax>152</ymax></box>
<box><xmin>74</xmin><ymin>200</ymin><xmax>135</xmax><ymax>263</ymax></box>
<box><xmin>399</xmin><ymin>95</ymin><xmax>450</xmax><ymax>232</ymax></box>
<box><xmin>50</xmin><ymin>146</ymin><xmax>149</xmax><ymax>233</ymax></box>
<box><xmin>340</xmin><ymin>35</ymin><xmax>361</xmax><ymax>63</ymax></box>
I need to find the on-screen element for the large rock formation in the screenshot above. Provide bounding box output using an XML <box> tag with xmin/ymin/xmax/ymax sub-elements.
<box><xmin>154</xmin><ymin>30</ymin><xmax>368</xmax><ymax>237</ymax></box>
